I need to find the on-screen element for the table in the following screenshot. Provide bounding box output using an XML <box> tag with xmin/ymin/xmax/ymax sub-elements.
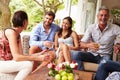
<box><xmin>25</xmin><ymin>66</ymin><xmax>53</xmax><ymax>80</ymax></box>
<box><xmin>25</xmin><ymin>66</ymin><xmax>94</xmax><ymax>80</ymax></box>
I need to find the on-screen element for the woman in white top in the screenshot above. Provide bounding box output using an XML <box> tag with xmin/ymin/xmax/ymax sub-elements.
<box><xmin>54</xmin><ymin>16</ymin><xmax>79</xmax><ymax>64</ymax></box>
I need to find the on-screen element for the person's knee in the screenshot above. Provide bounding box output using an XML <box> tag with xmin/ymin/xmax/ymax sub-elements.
<box><xmin>49</xmin><ymin>50</ymin><xmax>56</xmax><ymax>59</ymax></box>
<box><xmin>59</xmin><ymin>52</ymin><xmax>64</xmax><ymax>57</ymax></box>
<box><xmin>71</xmin><ymin>51</ymin><xmax>81</xmax><ymax>60</ymax></box>
<box><xmin>25</xmin><ymin>61</ymin><xmax>33</xmax><ymax>68</ymax></box>
<box><xmin>98</xmin><ymin>62</ymin><xmax>107</xmax><ymax>71</ymax></box>
<box><xmin>62</xmin><ymin>44</ymin><xmax>69</xmax><ymax>50</ymax></box>
<box><xmin>24</xmin><ymin>61</ymin><xmax>33</xmax><ymax>71</ymax></box>
<box><xmin>29</xmin><ymin>46</ymin><xmax>42</xmax><ymax>54</ymax></box>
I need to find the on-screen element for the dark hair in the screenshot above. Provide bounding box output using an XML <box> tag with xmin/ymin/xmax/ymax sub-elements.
<box><xmin>99</xmin><ymin>6</ymin><xmax>109</xmax><ymax>14</ymax></box>
<box><xmin>45</xmin><ymin>11</ymin><xmax>55</xmax><ymax>19</ymax></box>
<box><xmin>58</xmin><ymin>16</ymin><xmax>72</xmax><ymax>39</ymax></box>
<box><xmin>12</xmin><ymin>10</ymin><xmax>28</xmax><ymax>27</ymax></box>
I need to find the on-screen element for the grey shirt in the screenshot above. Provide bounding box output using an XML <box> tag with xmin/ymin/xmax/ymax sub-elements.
<box><xmin>81</xmin><ymin>22</ymin><xmax>120</xmax><ymax>56</ymax></box>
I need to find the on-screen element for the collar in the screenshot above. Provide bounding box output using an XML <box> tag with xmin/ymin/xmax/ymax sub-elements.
<box><xmin>96</xmin><ymin>22</ymin><xmax>110</xmax><ymax>31</ymax></box>
<box><xmin>41</xmin><ymin>23</ymin><xmax>52</xmax><ymax>33</ymax></box>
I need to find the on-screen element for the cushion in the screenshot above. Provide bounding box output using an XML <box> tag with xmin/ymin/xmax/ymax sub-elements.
<box><xmin>22</xmin><ymin>35</ymin><xmax>30</xmax><ymax>54</ymax></box>
<box><xmin>83</xmin><ymin>62</ymin><xmax>98</xmax><ymax>72</ymax></box>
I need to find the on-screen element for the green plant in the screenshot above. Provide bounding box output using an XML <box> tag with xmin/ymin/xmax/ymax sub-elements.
<box><xmin>111</xmin><ymin>9</ymin><xmax>120</xmax><ymax>19</ymax></box>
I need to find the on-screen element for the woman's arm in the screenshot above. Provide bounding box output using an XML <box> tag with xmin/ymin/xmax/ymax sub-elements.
<box><xmin>54</xmin><ymin>32</ymin><xmax>59</xmax><ymax>50</ymax></box>
<box><xmin>69</xmin><ymin>31</ymin><xmax>79</xmax><ymax>50</ymax></box>
<box><xmin>19</xmin><ymin>36</ymin><xmax>23</xmax><ymax>54</ymax></box>
<box><xmin>5</xmin><ymin>29</ymin><xmax>50</xmax><ymax>61</ymax></box>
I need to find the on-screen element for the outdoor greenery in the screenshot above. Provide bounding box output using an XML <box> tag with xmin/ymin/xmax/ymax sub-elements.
<box><xmin>0</xmin><ymin>0</ymin><xmax>11</xmax><ymax>30</ymax></box>
<box><xmin>0</xmin><ymin>0</ymin><xmax>78</xmax><ymax>31</ymax></box>
<box><xmin>111</xmin><ymin>8</ymin><xmax>120</xmax><ymax>26</ymax></box>
<box><xmin>9</xmin><ymin>0</ymin><xmax>77</xmax><ymax>31</ymax></box>
<box><xmin>111</xmin><ymin>8</ymin><xmax>120</xmax><ymax>19</ymax></box>
<box><xmin>9</xmin><ymin>0</ymin><xmax>49</xmax><ymax>31</ymax></box>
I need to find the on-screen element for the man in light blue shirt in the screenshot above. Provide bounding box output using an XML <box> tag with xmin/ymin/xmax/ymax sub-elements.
<box><xmin>29</xmin><ymin>11</ymin><xmax>60</xmax><ymax>73</ymax></box>
<box><xmin>29</xmin><ymin>22</ymin><xmax>59</xmax><ymax>50</ymax></box>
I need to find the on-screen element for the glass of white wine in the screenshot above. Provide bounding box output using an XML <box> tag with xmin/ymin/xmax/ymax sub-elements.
<box><xmin>91</xmin><ymin>43</ymin><xmax>100</xmax><ymax>53</ymax></box>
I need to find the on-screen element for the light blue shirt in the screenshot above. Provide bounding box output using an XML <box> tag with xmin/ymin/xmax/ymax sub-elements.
<box><xmin>81</xmin><ymin>22</ymin><xmax>120</xmax><ymax>56</ymax></box>
<box><xmin>29</xmin><ymin>22</ymin><xmax>60</xmax><ymax>50</ymax></box>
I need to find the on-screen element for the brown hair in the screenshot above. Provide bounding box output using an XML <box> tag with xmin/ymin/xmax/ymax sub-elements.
<box><xmin>12</xmin><ymin>10</ymin><xmax>28</xmax><ymax>27</ymax></box>
<box><xmin>58</xmin><ymin>16</ymin><xmax>72</xmax><ymax>39</ymax></box>
<box><xmin>45</xmin><ymin>11</ymin><xmax>55</xmax><ymax>19</ymax></box>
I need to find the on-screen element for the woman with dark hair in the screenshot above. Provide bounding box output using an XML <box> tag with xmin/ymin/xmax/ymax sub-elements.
<box><xmin>0</xmin><ymin>10</ymin><xmax>50</xmax><ymax>80</ymax></box>
<box><xmin>54</xmin><ymin>16</ymin><xmax>79</xmax><ymax>63</ymax></box>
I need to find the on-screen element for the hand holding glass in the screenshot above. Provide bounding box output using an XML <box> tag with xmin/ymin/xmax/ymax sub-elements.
<box><xmin>90</xmin><ymin>43</ymin><xmax>100</xmax><ymax>52</ymax></box>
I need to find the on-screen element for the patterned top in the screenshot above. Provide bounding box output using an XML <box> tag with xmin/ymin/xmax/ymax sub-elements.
<box><xmin>0</xmin><ymin>30</ymin><xmax>12</xmax><ymax>60</ymax></box>
<box><xmin>0</xmin><ymin>28</ymin><xmax>20</xmax><ymax>60</ymax></box>
<box><xmin>106</xmin><ymin>72</ymin><xmax>120</xmax><ymax>80</ymax></box>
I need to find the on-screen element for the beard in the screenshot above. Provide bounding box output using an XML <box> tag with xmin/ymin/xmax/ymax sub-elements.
<box><xmin>43</xmin><ymin>21</ymin><xmax>52</xmax><ymax>27</ymax></box>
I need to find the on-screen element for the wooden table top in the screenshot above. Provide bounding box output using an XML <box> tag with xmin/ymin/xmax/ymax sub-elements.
<box><xmin>25</xmin><ymin>66</ymin><xmax>53</xmax><ymax>80</ymax></box>
<box><xmin>25</xmin><ymin>66</ymin><xmax>82</xmax><ymax>80</ymax></box>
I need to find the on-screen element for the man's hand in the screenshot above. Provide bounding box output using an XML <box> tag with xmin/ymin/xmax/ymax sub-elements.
<box><xmin>114</xmin><ymin>43</ymin><xmax>120</xmax><ymax>54</ymax></box>
<box><xmin>87</xmin><ymin>42</ymin><xmax>100</xmax><ymax>52</ymax></box>
<box><xmin>43</xmin><ymin>41</ymin><xmax>54</xmax><ymax>49</ymax></box>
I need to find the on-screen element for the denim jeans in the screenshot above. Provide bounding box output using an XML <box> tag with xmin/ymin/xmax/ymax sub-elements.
<box><xmin>70</xmin><ymin>50</ymin><xmax>84</xmax><ymax>70</ymax></box>
<box><xmin>71</xmin><ymin>51</ymin><xmax>111</xmax><ymax>70</ymax></box>
<box><xmin>94</xmin><ymin>60</ymin><xmax>120</xmax><ymax>80</ymax></box>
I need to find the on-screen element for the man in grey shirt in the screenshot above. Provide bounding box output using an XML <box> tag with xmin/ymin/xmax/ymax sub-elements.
<box><xmin>75</xmin><ymin>6</ymin><xmax>120</xmax><ymax>70</ymax></box>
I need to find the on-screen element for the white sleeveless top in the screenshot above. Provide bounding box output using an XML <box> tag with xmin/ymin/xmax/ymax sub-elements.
<box><xmin>58</xmin><ymin>36</ymin><xmax>74</xmax><ymax>46</ymax></box>
<box><xmin>55</xmin><ymin>36</ymin><xmax>73</xmax><ymax>58</ymax></box>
